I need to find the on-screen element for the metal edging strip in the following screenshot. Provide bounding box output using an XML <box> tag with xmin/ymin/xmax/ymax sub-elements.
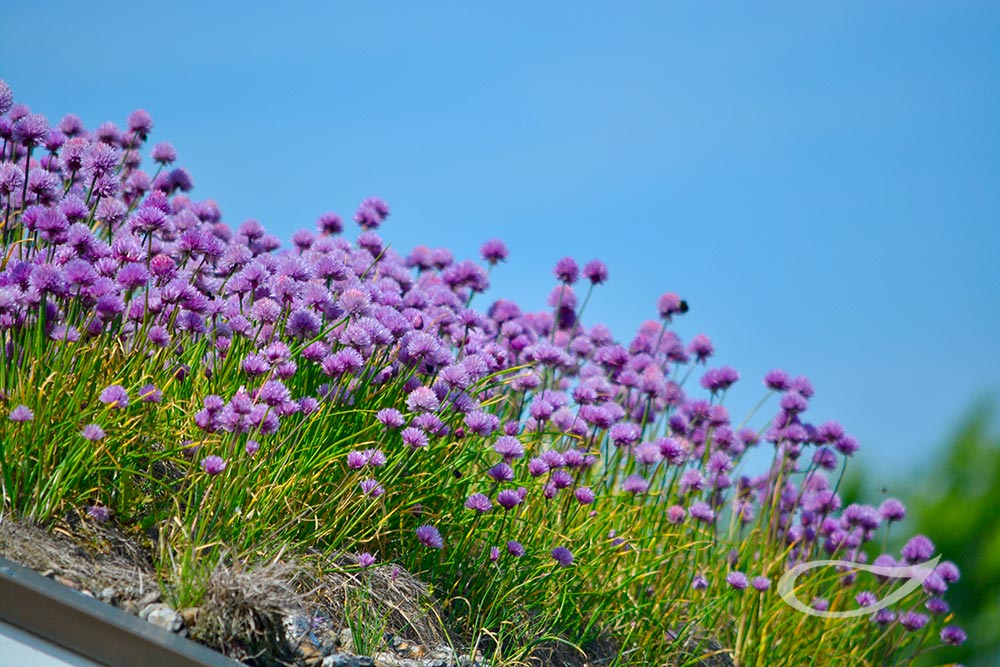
<box><xmin>0</xmin><ymin>557</ymin><xmax>243</xmax><ymax>667</ymax></box>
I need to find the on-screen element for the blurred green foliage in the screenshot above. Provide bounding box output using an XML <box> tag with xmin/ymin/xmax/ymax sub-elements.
<box><xmin>849</xmin><ymin>399</ymin><xmax>1000</xmax><ymax>667</ymax></box>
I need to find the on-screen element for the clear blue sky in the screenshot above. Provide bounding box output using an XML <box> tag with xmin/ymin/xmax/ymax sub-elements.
<box><xmin>3</xmin><ymin>1</ymin><xmax>998</xmax><ymax>483</ymax></box>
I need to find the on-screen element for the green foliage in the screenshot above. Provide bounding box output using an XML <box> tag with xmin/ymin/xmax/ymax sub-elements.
<box><xmin>906</xmin><ymin>402</ymin><xmax>1000</xmax><ymax>667</ymax></box>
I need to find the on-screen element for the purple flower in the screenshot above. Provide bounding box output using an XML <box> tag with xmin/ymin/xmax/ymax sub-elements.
<box><xmin>935</xmin><ymin>561</ymin><xmax>960</xmax><ymax>584</ymax></box>
<box><xmin>86</xmin><ymin>505</ymin><xmax>111</xmax><ymax>523</ymax></box>
<box><xmin>138</xmin><ymin>384</ymin><xmax>163</xmax><ymax>403</ymax></box>
<box><xmin>622</xmin><ymin>474</ymin><xmax>649</xmax><ymax>495</ymax></box>
<box><xmin>99</xmin><ymin>384</ymin><xmax>129</xmax><ymax>409</ymax></box>
<box><xmin>14</xmin><ymin>113</ymin><xmax>49</xmax><ymax>147</ymax></box>
<box><xmin>246</xmin><ymin>440</ymin><xmax>260</xmax><ymax>455</ymax></box>
<box><xmin>286</xmin><ymin>309</ymin><xmax>321</xmax><ymax>339</ymax></box>
<box><xmin>487</xmin><ymin>463</ymin><xmax>514</xmax><ymax>483</ymax></box>
<box><xmin>922</xmin><ymin>573</ymin><xmax>947</xmax><ymax>596</ymax></box>
<box><xmin>582</xmin><ymin>259</ymin><xmax>608</xmax><ymax>285</ymax></box>
<box><xmin>497</xmin><ymin>488</ymin><xmax>524</xmax><ymax>510</ymax></box>
<box><xmin>879</xmin><ymin>498</ymin><xmax>906</xmax><ymax>522</ymax></box>
<box><xmin>634</xmin><ymin>442</ymin><xmax>661</xmax><ymax>466</ymax></box>
<box><xmin>359</xmin><ymin>479</ymin><xmax>384</xmax><ymax>497</ymax></box>
<box><xmin>489</xmin><ymin>546</ymin><xmax>501</xmax><ymax>562</ymax></box>
<box><xmin>553</xmin><ymin>257</ymin><xmax>579</xmax><ymax>285</ymax></box>
<box><xmin>689</xmin><ymin>501</ymin><xmax>714</xmax><ymax>523</ymax></box>
<box><xmin>926</xmin><ymin>598</ymin><xmax>949</xmax><ymax>615</ymax></box>
<box><xmin>901</xmin><ymin>535</ymin><xmax>935</xmax><ymax>564</ymax></box>
<box><xmin>750</xmin><ymin>576</ymin><xmax>770</xmax><ymax>592</ymax></box>
<box><xmin>764</xmin><ymin>369</ymin><xmax>791</xmax><ymax>391</ymax></box>
<box><xmin>464</xmin><ymin>411</ymin><xmax>499</xmax><ymax>437</ymax></box>
<box><xmin>401</xmin><ymin>427</ymin><xmax>428</xmax><ymax>450</ymax></box>
<box><xmin>151</xmin><ymin>142</ymin><xmax>176</xmax><ymax>165</ymax></box>
<box><xmin>666</xmin><ymin>505</ymin><xmax>686</xmax><ymax>524</ymax></box>
<box><xmin>940</xmin><ymin>626</ymin><xmax>967</xmax><ymax>646</ymax></box>
<box><xmin>480</xmin><ymin>239</ymin><xmax>508</xmax><ymax>265</ymax></box>
<box><xmin>406</xmin><ymin>386</ymin><xmax>440</xmax><ymax>413</ymax></box>
<box><xmin>258</xmin><ymin>380</ymin><xmax>291</xmax><ymax>406</ymax></box>
<box><xmin>81</xmin><ymin>424</ymin><xmax>106</xmax><ymax>441</ymax></box>
<box><xmin>493</xmin><ymin>436</ymin><xmax>524</xmax><ymax>460</ymax></box>
<box><xmin>551</xmin><ymin>469</ymin><xmax>573</xmax><ymax>489</ymax></box>
<box><xmin>804</xmin><ymin>490</ymin><xmax>841</xmax><ymax>514</ymax></box>
<box><xmin>679</xmin><ymin>469</ymin><xmax>706</xmax><ymax>494</ymax></box>
<box><xmin>900</xmin><ymin>612</ymin><xmax>929</xmax><ymax>632</ymax></box>
<box><xmin>337</xmin><ymin>288</ymin><xmax>371</xmax><ymax>317</ymax></box>
<box><xmin>507</xmin><ymin>541</ymin><xmax>525</xmax><ymax>557</ymax></box>
<box><xmin>126</xmin><ymin>109</ymin><xmax>153</xmax><ymax>137</ymax></box>
<box><xmin>726</xmin><ymin>572</ymin><xmax>748</xmax><ymax>591</ymax></box>
<box><xmin>574</xmin><ymin>487</ymin><xmax>595</xmax><ymax>505</ymax></box>
<box><xmin>656</xmin><ymin>292</ymin><xmax>685</xmax><ymax>319</ymax></box>
<box><xmin>834</xmin><ymin>435</ymin><xmax>860</xmax><ymax>456</ymax></box>
<box><xmin>855</xmin><ymin>591</ymin><xmax>877</xmax><ymax>607</ymax></box>
<box><xmin>356</xmin><ymin>552</ymin><xmax>377</xmax><ymax>568</ymax></box>
<box><xmin>551</xmin><ymin>546</ymin><xmax>574</xmax><ymax>567</ymax></box>
<box><xmin>317</xmin><ymin>212</ymin><xmax>343</xmax><ymax>234</ymax></box>
<box><xmin>8</xmin><ymin>405</ymin><xmax>34</xmax><ymax>423</ymax></box>
<box><xmin>700</xmin><ymin>366</ymin><xmax>739</xmax><ymax>393</ymax></box>
<box><xmin>691</xmin><ymin>575</ymin><xmax>709</xmax><ymax>591</ymax></box>
<box><xmin>376</xmin><ymin>408</ymin><xmax>405</xmax><ymax>429</ymax></box>
<box><xmin>354</xmin><ymin>197</ymin><xmax>389</xmax><ymax>230</ymax></box>
<box><xmin>527</xmin><ymin>457</ymin><xmax>549</xmax><ymax>477</ymax></box>
<box><xmin>364</xmin><ymin>449</ymin><xmax>386</xmax><ymax>466</ymax></box>
<box><xmin>83</xmin><ymin>142</ymin><xmax>119</xmax><ymax>179</ymax></box>
<box><xmin>200</xmin><ymin>456</ymin><xmax>227</xmax><ymax>475</ymax></box>
<box><xmin>465</xmin><ymin>493</ymin><xmax>493</xmax><ymax>512</ymax></box>
<box><xmin>872</xmin><ymin>609</ymin><xmax>895</xmax><ymax>625</ymax></box>
<box><xmin>415</xmin><ymin>524</ymin><xmax>443</xmax><ymax>549</ymax></box>
<box><xmin>347</xmin><ymin>451</ymin><xmax>369</xmax><ymax>470</ymax></box>
<box><xmin>688</xmin><ymin>334</ymin><xmax>714</xmax><ymax>362</ymax></box>
<box><xmin>610</xmin><ymin>423</ymin><xmax>640</xmax><ymax>448</ymax></box>
<box><xmin>780</xmin><ymin>392</ymin><xmax>808</xmax><ymax>414</ymax></box>
<box><xmin>0</xmin><ymin>163</ymin><xmax>24</xmax><ymax>196</ymax></box>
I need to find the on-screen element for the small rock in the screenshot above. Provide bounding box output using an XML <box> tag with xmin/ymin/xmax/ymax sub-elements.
<box><xmin>323</xmin><ymin>655</ymin><xmax>376</xmax><ymax>667</ymax></box>
<box><xmin>137</xmin><ymin>590</ymin><xmax>161</xmax><ymax>608</ymax></box>
<box><xmin>373</xmin><ymin>653</ymin><xmax>402</xmax><ymax>667</ymax></box>
<box><xmin>338</xmin><ymin>627</ymin><xmax>355</xmax><ymax>654</ymax></box>
<box><xmin>52</xmin><ymin>574</ymin><xmax>81</xmax><ymax>590</ymax></box>
<box><xmin>142</xmin><ymin>603</ymin><xmax>183</xmax><ymax>632</ymax></box>
<box><xmin>300</xmin><ymin>642</ymin><xmax>324</xmax><ymax>666</ymax></box>
<box><xmin>180</xmin><ymin>607</ymin><xmax>201</xmax><ymax>628</ymax></box>
<box><xmin>285</xmin><ymin>612</ymin><xmax>339</xmax><ymax>662</ymax></box>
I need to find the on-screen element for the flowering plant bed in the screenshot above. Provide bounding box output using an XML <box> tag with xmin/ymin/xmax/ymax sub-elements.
<box><xmin>0</xmin><ymin>78</ymin><xmax>968</xmax><ymax>666</ymax></box>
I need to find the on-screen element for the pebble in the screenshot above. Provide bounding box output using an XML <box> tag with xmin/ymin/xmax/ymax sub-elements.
<box><xmin>137</xmin><ymin>590</ymin><xmax>161</xmax><ymax>607</ymax></box>
<box><xmin>338</xmin><ymin>627</ymin><xmax>354</xmax><ymax>654</ymax></box>
<box><xmin>284</xmin><ymin>611</ymin><xmax>339</xmax><ymax>663</ymax></box>
<box><xmin>180</xmin><ymin>607</ymin><xmax>201</xmax><ymax>628</ymax></box>
<box><xmin>322</xmin><ymin>655</ymin><xmax>375</xmax><ymax>667</ymax></box>
<box><xmin>141</xmin><ymin>603</ymin><xmax>183</xmax><ymax>633</ymax></box>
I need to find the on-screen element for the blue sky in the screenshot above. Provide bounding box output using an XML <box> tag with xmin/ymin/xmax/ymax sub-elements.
<box><xmin>3</xmin><ymin>1</ymin><xmax>998</xmax><ymax>483</ymax></box>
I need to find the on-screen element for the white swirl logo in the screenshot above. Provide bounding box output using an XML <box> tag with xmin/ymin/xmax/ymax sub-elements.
<box><xmin>777</xmin><ymin>556</ymin><xmax>940</xmax><ymax>618</ymax></box>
